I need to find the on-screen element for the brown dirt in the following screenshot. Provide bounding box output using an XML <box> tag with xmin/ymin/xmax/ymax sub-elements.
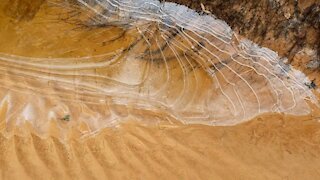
<box><xmin>165</xmin><ymin>0</ymin><xmax>320</xmax><ymax>85</ymax></box>
<box><xmin>165</xmin><ymin>0</ymin><xmax>320</xmax><ymax>59</ymax></box>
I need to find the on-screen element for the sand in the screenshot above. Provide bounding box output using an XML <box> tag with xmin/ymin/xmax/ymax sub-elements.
<box><xmin>1</xmin><ymin>111</ymin><xmax>320</xmax><ymax>180</ymax></box>
<box><xmin>0</xmin><ymin>0</ymin><xmax>320</xmax><ymax>179</ymax></box>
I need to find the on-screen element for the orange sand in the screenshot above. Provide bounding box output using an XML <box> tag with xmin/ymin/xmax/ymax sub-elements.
<box><xmin>1</xmin><ymin>1</ymin><xmax>320</xmax><ymax>179</ymax></box>
<box><xmin>1</xmin><ymin>111</ymin><xmax>320</xmax><ymax>179</ymax></box>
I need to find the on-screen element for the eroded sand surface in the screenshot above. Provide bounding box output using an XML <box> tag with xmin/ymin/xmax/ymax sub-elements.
<box><xmin>1</xmin><ymin>113</ymin><xmax>320</xmax><ymax>180</ymax></box>
<box><xmin>0</xmin><ymin>0</ymin><xmax>320</xmax><ymax>179</ymax></box>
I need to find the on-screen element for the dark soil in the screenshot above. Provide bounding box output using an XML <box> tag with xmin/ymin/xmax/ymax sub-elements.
<box><xmin>165</xmin><ymin>0</ymin><xmax>320</xmax><ymax>68</ymax></box>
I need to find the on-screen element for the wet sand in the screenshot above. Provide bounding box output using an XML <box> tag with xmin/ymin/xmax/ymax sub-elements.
<box><xmin>1</xmin><ymin>111</ymin><xmax>320</xmax><ymax>179</ymax></box>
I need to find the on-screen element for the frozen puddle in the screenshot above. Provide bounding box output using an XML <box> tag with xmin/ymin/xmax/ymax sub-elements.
<box><xmin>0</xmin><ymin>0</ymin><xmax>318</xmax><ymax>135</ymax></box>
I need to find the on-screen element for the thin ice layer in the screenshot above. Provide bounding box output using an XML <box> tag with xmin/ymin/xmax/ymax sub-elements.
<box><xmin>0</xmin><ymin>0</ymin><xmax>318</xmax><ymax>135</ymax></box>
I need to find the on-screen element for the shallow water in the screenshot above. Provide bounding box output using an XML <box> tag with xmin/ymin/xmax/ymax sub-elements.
<box><xmin>0</xmin><ymin>0</ymin><xmax>318</xmax><ymax>135</ymax></box>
